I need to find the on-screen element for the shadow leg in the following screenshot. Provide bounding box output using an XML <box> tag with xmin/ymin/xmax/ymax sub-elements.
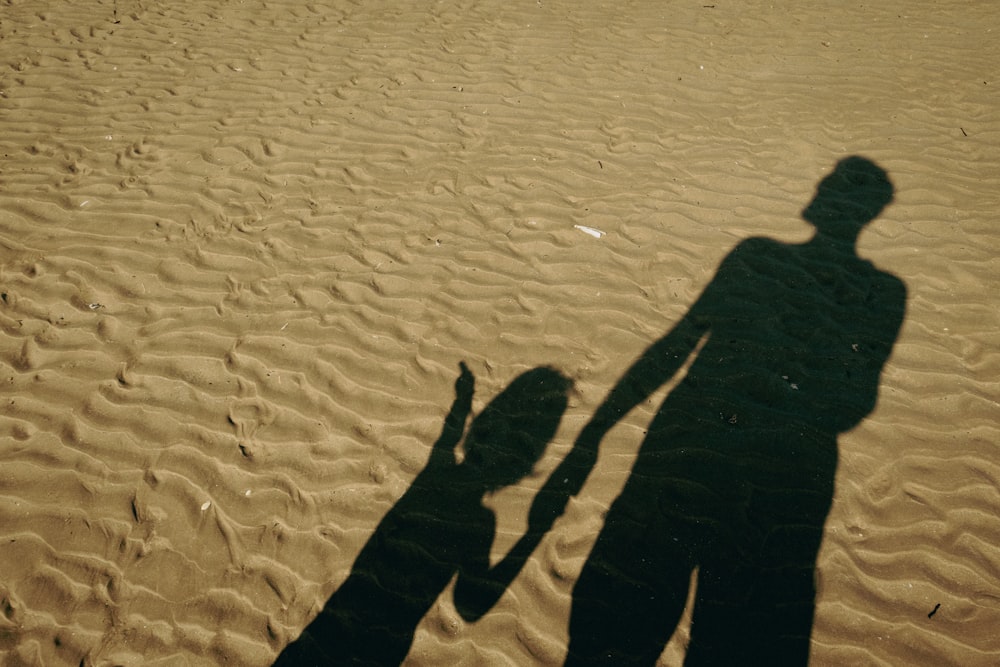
<box><xmin>566</xmin><ymin>502</ymin><xmax>692</xmax><ymax>666</ymax></box>
<box><xmin>684</xmin><ymin>525</ymin><xmax>823</xmax><ymax>667</ymax></box>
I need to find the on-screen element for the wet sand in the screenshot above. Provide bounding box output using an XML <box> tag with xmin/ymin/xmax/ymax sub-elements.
<box><xmin>1</xmin><ymin>1</ymin><xmax>998</xmax><ymax>665</ymax></box>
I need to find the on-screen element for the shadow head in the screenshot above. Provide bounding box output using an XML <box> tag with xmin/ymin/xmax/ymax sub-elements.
<box><xmin>802</xmin><ymin>156</ymin><xmax>894</xmax><ymax>238</ymax></box>
<box><xmin>463</xmin><ymin>366</ymin><xmax>572</xmax><ymax>492</ymax></box>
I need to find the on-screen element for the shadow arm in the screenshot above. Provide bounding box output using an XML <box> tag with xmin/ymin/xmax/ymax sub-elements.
<box><xmin>427</xmin><ymin>361</ymin><xmax>475</xmax><ymax>468</ymax></box>
<box><xmin>453</xmin><ymin>508</ymin><xmax>549</xmax><ymax>622</ymax></box>
<box><xmin>559</xmin><ymin>310</ymin><xmax>710</xmax><ymax>496</ymax></box>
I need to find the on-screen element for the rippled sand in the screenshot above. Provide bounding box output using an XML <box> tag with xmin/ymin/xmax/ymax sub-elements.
<box><xmin>1</xmin><ymin>1</ymin><xmax>997</xmax><ymax>665</ymax></box>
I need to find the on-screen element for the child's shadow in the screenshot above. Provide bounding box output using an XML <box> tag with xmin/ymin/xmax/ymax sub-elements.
<box><xmin>274</xmin><ymin>362</ymin><xmax>572</xmax><ymax>666</ymax></box>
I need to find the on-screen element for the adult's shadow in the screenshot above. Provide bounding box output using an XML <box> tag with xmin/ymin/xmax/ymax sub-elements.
<box><xmin>550</xmin><ymin>156</ymin><xmax>907</xmax><ymax>665</ymax></box>
<box><xmin>274</xmin><ymin>362</ymin><xmax>572</xmax><ymax>666</ymax></box>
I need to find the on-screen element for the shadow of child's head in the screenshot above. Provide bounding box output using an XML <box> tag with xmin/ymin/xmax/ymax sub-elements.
<box><xmin>463</xmin><ymin>366</ymin><xmax>572</xmax><ymax>492</ymax></box>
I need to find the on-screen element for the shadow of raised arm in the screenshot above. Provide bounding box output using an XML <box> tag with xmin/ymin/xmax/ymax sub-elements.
<box><xmin>426</xmin><ymin>361</ymin><xmax>475</xmax><ymax>469</ymax></box>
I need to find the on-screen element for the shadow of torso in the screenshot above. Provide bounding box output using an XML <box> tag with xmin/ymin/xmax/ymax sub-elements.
<box><xmin>640</xmin><ymin>235</ymin><xmax>905</xmax><ymax>513</ymax></box>
<box><xmin>274</xmin><ymin>466</ymin><xmax>493</xmax><ymax>666</ymax></box>
<box><xmin>573</xmin><ymin>235</ymin><xmax>906</xmax><ymax>665</ymax></box>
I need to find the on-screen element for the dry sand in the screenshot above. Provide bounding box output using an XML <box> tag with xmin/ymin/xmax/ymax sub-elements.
<box><xmin>1</xmin><ymin>1</ymin><xmax>998</xmax><ymax>665</ymax></box>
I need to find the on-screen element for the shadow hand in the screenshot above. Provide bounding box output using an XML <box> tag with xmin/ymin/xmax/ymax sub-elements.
<box><xmin>455</xmin><ymin>360</ymin><xmax>475</xmax><ymax>397</ymax></box>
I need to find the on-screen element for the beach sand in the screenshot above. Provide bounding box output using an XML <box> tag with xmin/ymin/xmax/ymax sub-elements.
<box><xmin>1</xmin><ymin>1</ymin><xmax>998</xmax><ymax>665</ymax></box>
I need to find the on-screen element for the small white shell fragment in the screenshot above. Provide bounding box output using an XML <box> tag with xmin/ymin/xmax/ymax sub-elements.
<box><xmin>200</xmin><ymin>501</ymin><xmax>212</xmax><ymax>511</ymax></box>
<box><xmin>244</xmin><ymin>489</ymin><xmax>251</xmax><ymax>497</ymax></box>
<box><xmin>574</xmin><ymin>224</ymin><xmax>605</xmax><ymax>239</ymax></box>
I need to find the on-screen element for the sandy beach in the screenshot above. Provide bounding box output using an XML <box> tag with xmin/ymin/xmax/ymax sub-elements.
<box><xmin>1</xmin><ymin>1</ymin><xmax>998</xmax><ymax>665</ymax></box>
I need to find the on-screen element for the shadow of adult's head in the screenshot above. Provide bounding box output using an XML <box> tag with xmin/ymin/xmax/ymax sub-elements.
<box><xmin>802</xmin><ymin>155</ymin><xmax>894</xmax><ymax>242</ymax></box>
<box><xmin>274</xmin><ymin>363</ymin><xmax>571</xmax><ymax>667</ymax></box>
<box><xmin>561</xmin><ymin>157</ymin><xmax>907</xmax><ymax>666</ymax></box>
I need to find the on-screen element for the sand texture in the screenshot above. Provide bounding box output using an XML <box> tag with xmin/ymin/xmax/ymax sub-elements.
<box><xmin>1</xmin><ymin>1</ymin><xmax>998</xmax><ymax>665</ymax></box>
